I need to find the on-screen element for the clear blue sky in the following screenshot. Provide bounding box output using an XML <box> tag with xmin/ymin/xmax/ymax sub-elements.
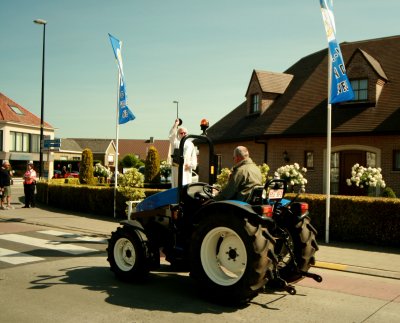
<box><xmin>1</xmin><ymin>0</ymin><xmax>398</xmax><ymax>140</ymax></box>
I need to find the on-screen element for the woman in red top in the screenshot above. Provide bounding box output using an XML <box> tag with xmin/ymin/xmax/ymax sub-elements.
<box><xmin>23</xmin><ymin>161</ymin><xmax>37</xmax><ymax>208</ymax></box>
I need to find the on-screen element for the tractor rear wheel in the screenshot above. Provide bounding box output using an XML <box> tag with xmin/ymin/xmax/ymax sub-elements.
<box><xmin>107</xmin><ymin>226</ymin><xmax>150</xmax><ymax>281</ymax></box>
<box><xmin>275</xmin><ymin>216</ymin><xmax>318</xmax><ymax>283</ymax></box>
<box><xmin>190</xmin><ymin>212</ymin><xmax>275</xmax><ymax>304</ymax></box>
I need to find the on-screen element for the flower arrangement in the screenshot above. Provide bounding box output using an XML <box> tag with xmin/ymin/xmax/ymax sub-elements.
<box><xmin>346</xmin><ymin>164</ymin><xmax>386</xmax><ymax>189</ymax></box>
<box><xmin>274</xmin><ymin>163</ymin><xmax>308</xmax><ymax>187</ymax></box>
<box><xmin>117</xmin><ymin>168</ymin><xmax>146</xmax><ymax>201</ymax></box>
<box><xmin>258</xmin><ymin>163</ymin><xmax>270</xmax><ymax>185</ymax></box>
<box><xmin>215</xmin><ymin>167</ymin><xmax>232</xmax><ymax>190</ymax></box>
<box><xmin>94</xmin><ymin>163</ymin><xmax>112</xmax><ymax>178</ymax></box>
<box><xmin>160</xmin><ymin>160</ymin><xmax>172</xmax><ymax>181</ymax></box>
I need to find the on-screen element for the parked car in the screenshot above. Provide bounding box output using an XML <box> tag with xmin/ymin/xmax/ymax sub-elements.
<box><xmin>52</xmin><ymin>171</ymin><xmax>79</xmax><ymax>179</ymax></box>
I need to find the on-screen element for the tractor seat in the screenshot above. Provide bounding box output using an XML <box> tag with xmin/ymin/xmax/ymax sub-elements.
<box><xmin>246</xmin><ymin>185</ymin><xmax>265</xmax><ymax>205</ymax></box>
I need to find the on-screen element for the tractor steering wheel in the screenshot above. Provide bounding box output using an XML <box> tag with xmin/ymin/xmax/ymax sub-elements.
<box><xmin>203</xmin><ymin>184</ymin><xmax>220</xmax><ymax>199</ymax></box>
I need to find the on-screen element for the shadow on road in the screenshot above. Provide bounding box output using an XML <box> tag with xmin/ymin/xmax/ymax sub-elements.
<box><xmin>29</xmin><ymin>265</ymin><xmax>242</xmax><ymax>314</ymax></box>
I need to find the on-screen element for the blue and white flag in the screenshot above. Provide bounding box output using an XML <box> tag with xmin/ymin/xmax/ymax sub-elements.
<box><xmin>109</xmin><ymin>33</ymin><xmax>135</xmax><ymax>124</ymax></box>
<box><xmin>320</xmin><ymin>0</ymin><xmax>354</xmax><ymax>104</ymax></box>
<box><xmin>118</xmin><ymin>77</ymin><xmax>135</xmax><ymax>124</ymax></box>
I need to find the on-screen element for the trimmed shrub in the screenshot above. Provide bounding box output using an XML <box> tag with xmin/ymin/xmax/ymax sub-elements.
<box><xmin>79</xmin><ymin>148</ymin><xmax>96</xmax><ymax>185</ymax></box>
<box><xmin>121</xmin><ymin>154</ymin><xmax>144</xmax><ymax>169</ymax></box>
<box><xmin>145</xmin><ymin>146</ymin><xmax>160</xmax><ymax>183</ymax></box>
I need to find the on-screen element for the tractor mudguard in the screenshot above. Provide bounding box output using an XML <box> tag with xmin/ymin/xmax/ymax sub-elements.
<box><xmin>136</xmin><ymin>187</ymin><xmax>179</xmax><ymax>212</ymax></box>
<box><xmin>193</xmin><ymin>200</ymin><xmax>275</xmax><ymax>230</ymax></box>
<box><xmin>119</xmin><ymin>219</ymin><xmax>149</xmax><ymax>242</ymax></box>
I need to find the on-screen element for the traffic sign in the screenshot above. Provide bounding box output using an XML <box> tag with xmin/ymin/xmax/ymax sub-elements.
<box><xmin>43</xmin><ymin>138</ymin><xmax>61</xmax><ymax>149</ymax></box>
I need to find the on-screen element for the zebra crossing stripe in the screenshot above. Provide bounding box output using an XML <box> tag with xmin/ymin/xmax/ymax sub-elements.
<box><xmin>0</xmin><ymin>234</ymin><xmax>97</xmax><ymax>255</ymax></box>
<box><xmin>0</xmin><ymin>247</ymin><xmax>44</xmax><ymax>265</ymax></box>
<box><xmin>37</xmin><ymin>230</ymin><xmax>107</xmax><ymax>243</ymax></box>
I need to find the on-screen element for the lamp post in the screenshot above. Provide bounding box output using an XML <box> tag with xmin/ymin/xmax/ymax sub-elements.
<box><xmin>173</xmin><ymin>100</ymin><xmax>182</xmax><ymax>125</ymax></box>
<box><xmin>34</xmin><ymin>18</ymin><xmax>47</xmax><ymax>179</ymax></box>
<box><xmin>173</xmin><ymin>100</ymin><xmax>179</xmax><ymax>119</ymax></box>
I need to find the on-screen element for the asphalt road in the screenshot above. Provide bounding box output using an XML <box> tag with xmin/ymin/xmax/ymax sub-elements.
<box><xmin>0</xmin><ymin>181</ymin><xmax>399</xmax><ymax>322</ymax></box>
<box><xmin>0</xmin><ymin>221</ymin><xmax>399</xmax><ymax>322</ymax></box>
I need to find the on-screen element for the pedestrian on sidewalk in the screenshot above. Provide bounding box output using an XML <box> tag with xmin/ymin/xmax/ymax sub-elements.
<box><xmin>0</xmin><ymin>160</ymin><xmax>14</xmax><ymax>209</ymax></box>
<box><xmin>23</xmin><ymin>161</ymin><xmax>37</xmax><ymax>208</ymax></box>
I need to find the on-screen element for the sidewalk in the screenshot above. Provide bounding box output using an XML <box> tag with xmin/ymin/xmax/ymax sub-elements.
<box><xmin>0</xmin><ymin>203</ymin><xmax>399</xmax><ymax>280</ymax></box>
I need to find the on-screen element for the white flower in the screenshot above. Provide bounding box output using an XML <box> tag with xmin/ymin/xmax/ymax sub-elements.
<box><xmin>346</xmin><ymin>164</ymin><xmax>386</xmax><ymax>189</ymax></box>
<box><xmin>275</xmin><ymin>163</ymin><xmax>308</xmax><ymax>189</ymax></box>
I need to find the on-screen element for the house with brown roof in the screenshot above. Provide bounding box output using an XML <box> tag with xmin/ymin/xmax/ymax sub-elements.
<box><xmin>1</xmin><ymin>92</ymin><xmax>171</xmax><ymax>177</ymax></box>
<box><xmin>53</xmin><ymin>138</ymin><xmax>169</xmax><ymax>172</ymax></box>
<box><xmin>0</xmin><ymin>92</ymin><xmax>55</xmax><ymax>176</ymax></box>
<box><xmin>199</xmin><ymin>35</ymin><xmax>400</xmax><ymax>196</ymax></box>
<box><xmin>117</xmin><ymin>139</ymin><xmax>170</xmax><ymax>161</ymax></box>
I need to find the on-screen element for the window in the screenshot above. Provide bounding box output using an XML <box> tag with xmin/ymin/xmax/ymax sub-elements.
<box><xmin>351</xmin><ymin>79</ymin><xmax>368</xmax><ymax>101</ymax></box>
<box><xmin>330</xmin><ymin>152</ymin><xmax>340</xmax><ymax>195</ymax></box>
<box><xmin>366</xmin><ymin>152</ymin><xmax>376</xmax><ymax>167</ymax></box>
<box><xmin>0</xmin><ymin>130</ymin><xmax>3</xmax><ymax>151</ymax></box>
<box><xmin>304</xmin><ymin>151</ymin><xmax>314</xmax><ymax>169</ymax></box>
<box><xmin>30</xmin><ymin>134</ymin><xmax>40</xmax><ymax>153</ymax></box>
<box><xmin>10</xmin><ymin>131</ymin><xmax>36</xmax><ymax>152</ymax></box>
<box><xmin>250</xmin><ymin>94</ymin><xmax>260</xmax><ymax>114</ymax></box>
<box><xmin>8</xmin><ymin>104</ymin><xmax>24</xmax><ymax>115</ymax></box>
<box><xmin>394</xmin><ymin>150</ymin><xmax>400</xmax><ymax>171</ymax></box>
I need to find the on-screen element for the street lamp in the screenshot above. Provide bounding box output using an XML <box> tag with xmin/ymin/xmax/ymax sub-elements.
<box><xmin>173</xmin><ymin>100</ymin><xmax>179</xmax><ymax>118</ymax></box>
<box><xmin>173</xmin><ymin>100</ymin><xmax>182</xmax><ymax>125</ymax></box>
<box><xmin>34</xmin><ymin>18</ymin><xmax>47</xmax><ymax>179</ymax></box>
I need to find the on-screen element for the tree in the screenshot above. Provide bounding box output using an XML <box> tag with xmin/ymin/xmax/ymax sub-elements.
<box><xmin>145</xmin><ymin>146</ymin><xmax>160</xmax><ymax>183</ymax></box>
<box><xmin>120</xmin><ymin>154</ymin><xmax>144</xmax><ymax>169</ymax></box>
<box><xmin>79</xmin><ymin>148</ymin><xmax>95</xmax><ymax>185</ymax></box>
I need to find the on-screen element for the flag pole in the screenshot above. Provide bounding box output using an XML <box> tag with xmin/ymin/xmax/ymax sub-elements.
<box><xmin>320</xmin><ymin>0</ymin><xmax>354</xmax><ymax>243</ymax></box>
<box><xmin>114</xmin><ymin>72</ymin><xmax>120</xmax><ymax>218</ymax></box>
<box><xmin>325</xmin><ymin>52</ymin><xmax>332</xmax><ymax>244</ymax></box>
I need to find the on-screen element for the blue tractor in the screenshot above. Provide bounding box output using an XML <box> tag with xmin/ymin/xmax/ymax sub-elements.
<box><xmin>107</xmin><ymin>120</ymin><xmax>321</xmax><ymax>304</ymax></box>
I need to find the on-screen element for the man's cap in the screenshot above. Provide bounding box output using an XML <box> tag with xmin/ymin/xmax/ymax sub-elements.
<box><xmin>28</xmin><ymin>160</ymin><xmax>34</xmax><ymax>165</ymax></box>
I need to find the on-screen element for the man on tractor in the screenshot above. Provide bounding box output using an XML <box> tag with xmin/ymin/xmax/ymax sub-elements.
<box><xmin>214</xmin><ymin>146</ymin><xmax>262</xmax><ymax>201</ymax></box>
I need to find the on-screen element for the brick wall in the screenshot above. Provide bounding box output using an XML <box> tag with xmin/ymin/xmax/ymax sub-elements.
<box><xmin>198</xmin><ymin>135</ymin><xmax>400</xmax><ymax>196</ymax></box>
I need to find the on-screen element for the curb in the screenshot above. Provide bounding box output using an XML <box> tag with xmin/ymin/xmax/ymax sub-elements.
<box><xmin>314</xmin><ymin>261</ymin><xmax>400</xmax><ymax>280</ymax></box>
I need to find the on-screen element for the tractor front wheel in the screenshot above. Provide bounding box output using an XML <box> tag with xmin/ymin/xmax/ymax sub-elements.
<box><xmin>107</xmin><ymin>226</ymin><xmax>150</xmax><ymax>281</ymax></box>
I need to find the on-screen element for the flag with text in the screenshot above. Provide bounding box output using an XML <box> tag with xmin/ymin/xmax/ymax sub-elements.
<box><xmin>109</xmin><ymin>33</ymin><xmax>135</xmax><ymax>124</ymax></box>
<box><xmin>320</xmin><ymin>0</ymin><xmax>354</xmax><ymax>104</ymax></box>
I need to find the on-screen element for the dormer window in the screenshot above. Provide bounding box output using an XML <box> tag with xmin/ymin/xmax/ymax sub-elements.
<box><xmin>8</xmin><ymin>104</ymin><xmax>24</xmax><ymax>115</ymax></box>
<box><xmin>250</xmin><ymin>94</ymin><xmax>260</xmax><ymax>114</ymax></box>
<box><xmin>350</xmin><ymin>78</ymin><xmax>368</xmax><ymax>101</ymax></box>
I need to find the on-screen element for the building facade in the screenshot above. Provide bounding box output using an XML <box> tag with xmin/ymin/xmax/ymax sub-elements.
<box><xmin>0</xmin><ymin>93</ymin><xmax>55</xmax><ymax>177</ymax></box>
<box><xmin>199</xmin><ymin>36</ymin><xmax>400</xmax><ymax>196</ymax></box>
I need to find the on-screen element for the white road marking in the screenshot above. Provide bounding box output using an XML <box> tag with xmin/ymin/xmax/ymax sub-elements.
<box><xmin>0</xmin><ymin>234</ymin><xmax>97</xmax><ymax>255</ymax></box>
<box><xmin>0</xmin><ymin>247</ymin><xmax>44</xmax><ymax>265</ymax></box>
<box><xmin>37</xmin><ymin>230</ymin><xmax>107</xmax><ymax>243</ymax></box>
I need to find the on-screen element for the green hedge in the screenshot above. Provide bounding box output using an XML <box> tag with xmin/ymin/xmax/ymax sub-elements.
<box><xmin>36</xmin><ymin>183</ymin><xmax>400</xmax><ymax>247</ymax></box>
<box><xmin>36</xmin><ymin>182</ymin><xmax>163</xmax><ymax>219</ymax></box>
<box><xmin>286</xmin><ymin>193</ymin><xmax>400</xmax><ymax>247</ymax></box>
